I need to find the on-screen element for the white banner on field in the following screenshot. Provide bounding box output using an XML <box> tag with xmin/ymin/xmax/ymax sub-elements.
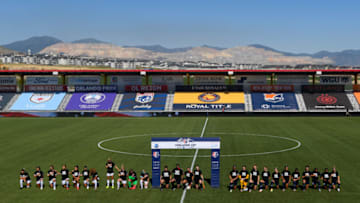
<box><xmin>107</xmin><ymin>75</ymin><xmax>143</xmax><ymax>91</ymax></box>
<box><xmin>235</xmin><ymin>75</ymin><xmax>267</xmax><ymax>84</ymax></box>
<box><xmin>151</xmin><ymin>137</ymin><xmax>220</xmax><ymax>149</ymax></box>
<box><xmin>67</xmin><ymin>76</ymin><xmax>101</xmax><ymax>85</ymax></box>
<box><xmin>25</xmin><ymin>76</ymin><xmax>60</xmax><ymax>85</ymax></box>
<box><xmin>277</xmin><ymin>75</ymin><xmax>309</xmax><ymax>84</ymax></box>
<box><xmin>0</xmin><ymin>76</ymin><xmax>17</xmax><ymax>85</ymax></box>
<box><xmin>319</xmin><ymin>75</ymin><xmax>352</xmax><ymax>84</ymax></box>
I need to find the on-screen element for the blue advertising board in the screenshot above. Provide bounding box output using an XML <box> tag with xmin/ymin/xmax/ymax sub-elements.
<box><xmin>65</xmin><ymin>93</ymin><xmax>116</xmax><ymax>111</ymax></box>
<box><xmin>119</xmin><ymin>93</ymin><xmax>167</xmax><ymax>111</ymax></box>
<box><xmin>10</xmin><ymin>92</ymin><xmax>66</xmax><ymax>111</ymax></box>
<box><xmin>251</xmin><ymin>93</ymin><xmax>298</xmax><ymax>110</ymax></box>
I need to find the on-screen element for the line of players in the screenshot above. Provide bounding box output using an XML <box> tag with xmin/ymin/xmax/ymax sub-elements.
<box><xmin>19</xmin><ymin>158</ymin><xmax>150</xmax><ymax>190</ymax></box>
<box><xmin>160</xmin><ymin>164</ymin><xmax>204</xmax><ymax>190</ymax></box>
<box><xmin>228</xmin><ymin>165</ymin><xmax>341</xmax><ymax>192</ymax></box>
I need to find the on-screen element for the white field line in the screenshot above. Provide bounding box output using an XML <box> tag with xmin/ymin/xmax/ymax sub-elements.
<box><xmin>180</xmin><ymin>117</ymin><xmax>208</xmax><ymax>203</ymax></box>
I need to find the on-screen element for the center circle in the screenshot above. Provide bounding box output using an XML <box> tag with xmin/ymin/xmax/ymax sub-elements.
<box><xmin>97</xmin><ymin>132</ymin><xmax>301</xmax><ymax>157</ymax></box>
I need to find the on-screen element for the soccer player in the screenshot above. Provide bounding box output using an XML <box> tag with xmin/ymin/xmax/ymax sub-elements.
<box><xmin>72</xmin><ymin>165</ymin><xmax>81</xmax><ymax>190</ymax></box>
<box><xmin>183</xmin><ymin>167</ymin><xmax>193</xmax><ymax>190</ymax></box>
<box><xmin>47</xmin><ymin>165</ymin><xmax>58</xmax><ymax>190</ymax></box>
<box><xmin>33</xmin><ymin>167</ymin><xmax>44</xmax><ymax>190</ymax></box>
<box><xmin>292</xmin><ymin>168</ymin><xmax>301</xmax><ymax>191</ymax></box>
<box><xmin>171</xmin><ymin>164</ymin><xmax>183</xmax><ymax>190</ymax></box>
<box><xmin>193</xmin><ymin>165</ymin><xmax>204</xmax><ymax>190</ymax></box>
<box><xmin>330</xmin><ymin>167</ymin><xmax>341</xmax><ymax>192</ymax></box>
<box><xmin>321</xmin><ymin>168</ymin><xmax>331</xmax><ymax>191</ymax></box>
<box><xmin>60</xmin><ymin>165</ymin><xmax>69</xmax><ymax>190</ymax></box>
<box><xmin>90</xmin><ymin>168</ymin><xmax>99</xmax><ymax>190</ymax></box>
<box><xmin>239</xmin><ymin>165</ymin><xmax>249</xmax><ymax>192</ymax></box>
<box><xmin>160</xmin><ymin>165</ymin><xmax>171</xmax><ymax>190</ymax></box>
<box><xmin>140</xmin><ymin>169</ymin><xmax>150</xmax><ymax>189</ymax></box>
<box><xmin>128</xmin><ymin>169</ymin><xmax>138</xmax><ymax>190</ymax></box>
<box><xmin>20</xmin><ymin>168</ymin><xmax>31</xmax><ymax>189</ymax></box>
<box><xmin>281</xmin><ymin>165</ymin><xmax>291</xmax><ymax>191</ymax></box>
<box><xmin>270</xmin><ymin>168</ymin><xmax>280</xmax><ymax>192</ymax></box>
<box><xmin>302</xmin><ymin>165</ymin><xmax>311</xmax><ymax>191</ymax></box>
<box><xmin>228</xmin><ymin>165</ymin><xmax>239</xmax><ymax>192</ymax></box>
<box><xmin>106</xmin><ymin>158</ymin><xmax>120</xmax><ymax>189</ymax></box>
<box><xmin>117</xmin><ymin>164</ymin><xmax>127</xmax><ymax>190</ymax></box>
<box><xmin>311</xmin><ymin>168</ymin><xmax>321</xmax><ymax>191</ymax></box>
<box><xmin>259</xmin><ymin>166</ymin><xmax>270</xmax><ymax>192</ymax></box>
<box><xmin>82</xmin><ymin>165</ymin><xmax>90</xmax><ymax>190</ymax></box>
<box><xmin>249</xmin><ymin>164</ymin><xmax>260</xmax><ymax>192</ymax></box>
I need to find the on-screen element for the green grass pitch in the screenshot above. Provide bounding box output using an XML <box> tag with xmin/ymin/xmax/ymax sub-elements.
<box><xmin>1</xmin><ymin>117</ymin><xmax>360</xmax><ymax>203</ymax></box>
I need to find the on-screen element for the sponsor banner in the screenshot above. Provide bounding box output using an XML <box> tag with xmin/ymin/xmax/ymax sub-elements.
<box><xmin>302</xmin><ymin>85</ymin><xmax>344</xmax><ymax>92</ymax></box>
<box><xmin>151</xmin><ymin>137</ymin><xmax>220</xmax><ymax>149</ymax></box>
<box><xmin>353</xmin><ymin>85</ymin><xmax>360</xmax><ymax>92</ymax></box>
<box><xmin>65</xmin><ymin>93</ymin><xmax>116</xmax><ymax>111</ymax></box>
<box><xmin>0</xmin><ymin>93</ymin><xmax>15</xmax><ymax>110</ymax></box>
<box><xmin>151</xmin><ymin>75</ymin><xmax>184</xmax><ymax>91</ymax></box>
<box><xmin>107</xmin><ymin>75</ymin><xmax>143</xmax><ymax>91</ymax></box>
<box><xmin>192</xmin><ymin>75</ymin><xmax>225</xmax><ymax>85</ymax></box>
<box><xmin>353</xmin><ymin>92</ymin><xmax>360</xmax><ymax>104</ymax></box>
<box><xmin>73</xmin><ymin>85</ymin><xmax>117</xmax><ymax>92</ymax></box>
<box><xmin>211</xmin><ymin>149</ymin><xmax>220</xmax><ymax>188</ymax></box>
<box><xmin>10</xmin><ymin>92</ymin><xmax>66</xmax><ymax>111</ymax></box>
<box><xmin>24</xmin><ymin>85</ymin><xmax>66</xmax><ymax>92</ymax></box>
<box><xmin>125</xmin><ymin>85</ymin><xmax>168</xmax><ymax>92</ymax></box>
<box><xmin>251</xmin><ymin>85</ymin><xmax>294</xmax><ymax>92</ymax></box>
<box><xmin>176</xmin><ymin>85</ymin><xmax>243</xmax><ymax>92</ymax></box>
<box><xmin>173</xmin><ymin>92</ymin><xmax>245</xmax><ymax>110</ymax></box>
<box><xmin>0</xmin><ymin>85</ymin><xmax>17</xmax><ymax>92</ymax></box>
<box><xmin>319</xmin><ymin>75</ymin><xmax>352</xmax><ymax>84</ymax></box>
<box><xmin>277</xmin><ymin>75</ymin><xmax>309</xmax><ymax>85</ymax></box>
<box><xmin>25</xmin><ymin>76</ymin><xmax>60</xmax><ymax>85</ymax></box>
<box><xmin>119</xmin><ymin>93</ymin><xmax>167</xmax><ymax>111</ymax></box>
<box><xmin>151</xmin><ymin>149</ymin><xmax>161</xmax><ymax>188</ymax></box>
<box><xmin>251</xmin><ymin>93</ymin><xmax>298</xmax><ymax>110</ymax></box>
<box><xmin>235</xmin><ymin>75</ymin><xmax>267</xmax><ymax>85</ymax></box>
<box><xmin>67</xmin><ymin>76</ymin><xmax>101</xmax><ymax>85</ymax></box>
<box><xmin>302</xmin><ymin>93</ymin><xmax>352</xmax><ymax>110</ymax></box>
<box><xmin>0</xmin><ymin>76</ymin><xmax>17</xmax><ymax>85</ymax></box>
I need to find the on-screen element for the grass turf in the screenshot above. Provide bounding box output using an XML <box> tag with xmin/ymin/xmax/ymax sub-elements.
<box><xmin>0</xmin><ymin>117</ymin><xmax>359</xmax><ymax>203</ymax></box>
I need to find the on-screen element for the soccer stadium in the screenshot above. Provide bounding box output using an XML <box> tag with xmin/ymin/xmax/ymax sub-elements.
<box><xmin>1</xmin><ymin>69</ymin><xmax>360</xmax><ymax>202</ymax></box>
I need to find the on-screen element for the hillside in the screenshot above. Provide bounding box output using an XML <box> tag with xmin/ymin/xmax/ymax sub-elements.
<box><xmin>0</xmin><ymin>46</ymin><xmax>18</xmax><ymax>55</ymax></box>
<box><xmin>2</xmin><ymin>36</ymin><xmax>62</xmax><ymax>53</ymax></box>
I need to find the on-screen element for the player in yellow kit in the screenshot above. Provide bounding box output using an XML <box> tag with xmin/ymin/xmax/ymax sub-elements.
<box><xmin>239</xmin><ymin>165</ymin><xmax>250</xmax><ymax>192</ymax></box>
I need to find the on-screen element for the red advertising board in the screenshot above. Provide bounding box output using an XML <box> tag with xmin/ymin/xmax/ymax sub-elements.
<box><xmin>251</xmin><ymin>85</ymin><xmax>294</xmax><ymax>92</ymax></box>
<box><xmin>353</xmin><ymin>85</ymin><xmax>360</xmax><ymax>92</ymax></box>
<box><xmin>0</xmin><ymin>85</ymin><xmax>17</xmax><ymax>92</ymax></box>
<box><xmin>24</xmin><ymin>85</ymin><xmax>66</xmax><ymax>92</ymax></box>
<box><xmin>125</xmin><ymin>85</ymin><xmax>168</xmax><ymax>92</ymax></box>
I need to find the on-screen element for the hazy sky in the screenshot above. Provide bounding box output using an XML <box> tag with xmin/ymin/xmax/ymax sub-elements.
<box><xmin>1</xmin><ymin>0</ymin><xmax>359</xmax><ymax>53</ymax></box>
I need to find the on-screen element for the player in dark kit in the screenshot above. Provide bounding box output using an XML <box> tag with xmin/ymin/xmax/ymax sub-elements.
<box><xmin>60</xmin><ymin>165</ymin><xmax>69</xmax><ymax>190</ymax></box>
<box><xmin>249</xmin><ymin>164</ymin><xmax>260</xmax><ymax>192</ymax></box>
<box><xmin>228</xmin><ymin>165</ymin><xmax>239</xmax><ymax>192</ymax></box>
<box><xmin>160</xmin><ymin>165</ymin><xmax>171</xmax><ymax>190</ymax></box>
<box><xmin>20</xmin><ymin>168</ymin><xmax>31</xmax><ymax>189</ymax></box>
<box><xmin>302</xmin><ymin>165</ymin><xmax>311</xmax><ymax>191</ymax></box>
<box><xmin>321</xmin><ymin>168</ymin><xmax>331</xmax><ymax>191</ymax></box>
<box><xmin>292</xmin><ymin>168</ymin><xmax>301</xmax><ymax>191</ymax></box>
<box><xmin>193</xmin><ymin>165</ymin><xmax>204</xmax><ymax>190</ymax></box>
<box><xmin>117</xmin><ymin>164</ymin><xmax>127</xmax><ymax>190</ymax></box>
<box><xmin>330</xmin><ymin>167</ymin><xmax>341</xmax><ymax>192</ymax></box>
<box><xmin>90</xmin><ymin>168</ymin><xmax>99</xmax><ymax>190</ymax></box>
<box><xmin>72</xmin><ymin>165</ymin><xmax>81</xmax><ymax>190</ymax></box>
<box><xmin>33</xmin><ymin>167</ymin><xmax>44</xmax><ymax>190</ymax></box>
<box><xmin>171</xmin><ymin>164</ymin><xmax>184</xmax><ymax>190</ymax></box>
<box><xmin>311</xmin><ymin>168</ymin><xmax>321</xmax><ymax>191</ymax></box>
<box><xmin>281</xmin><ymin>165</ymin><xmax>291</xmax><ymax>191</ymax></box>
<box><xmin>106</xmin><ymin>158</ymin><xmax>120</xmax><ymax>189</ymax></box>
<box><xmin>259</xmin><ymin>166</ymin><xmax>270</xmax><ymax>192</ymax></box>
<box><xmin>183</xmin><ymin>167</ymin><xmax>193</xmax><ymax>190</ymax></box>
<box><xmin>239</xmin><ymin>165</ymin><xmax>249</xmax><ymax>192</ymax></box>
<box><xmin>270</xmin><ymin>168</ymin><xmax>280</xmax><ymax>192</ymax></box>
<box><xmin>47</xmin><ymin>165</ymin><xmax>58</xmax><ymax>190</ymax></box>
<box><xmin>140</xmin><ymin>169</ymin><xmax>150</xmax><ymax>189</ymax></box>
<box><xmin>82</xmin><ymin>166</ymin><xmax>90</xmax><ymax>190</ymax></box>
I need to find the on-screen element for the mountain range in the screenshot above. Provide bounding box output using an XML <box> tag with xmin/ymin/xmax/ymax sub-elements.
<box><xmin>2</xmin><ymin>36</ymin><xmax>360</xmax><ymax>66</ymax></box>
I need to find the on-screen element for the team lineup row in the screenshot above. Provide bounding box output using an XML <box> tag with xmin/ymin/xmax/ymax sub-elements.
<box><xmin>19</xmin><ymin>159</ymin><xmax>341</xmax><ymax>192</ymax></box>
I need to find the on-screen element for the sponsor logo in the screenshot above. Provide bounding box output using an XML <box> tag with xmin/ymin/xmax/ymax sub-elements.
<box><xmin>212</xmin><ymin>151</ymin><xmax>219</xmax><ymax>158</ymax></box>
<box><xmin>30</xmin><ymin>94</ymin><xmax>53</xmax><ymax>104</ymax></box>
<box><xmin>80</xmin><ymin>93</ymin><xmax>106</xmax><ymax>104</ymax></box>
<box><xmin>264</xmin><ymin>93</ymin><xmax>284</xmax><ymax>103</ymax></box>
<box><xmin>316</xmin><ymin>94</ymin><xmax>337</xmax><ymax>105</ymax></box>
<box><xmin>152</xmin><ymin>151</ymin><xmax>160</xmax><ymax>158</ymax></box>
<box><xmin>198</xmin><ymin>92</ymin><xmax>220</xmax><ymax>102</ymax></box>
<box><xmin>177</xmin><ymin>137</ymin><xmax>193</xmax><ymax>144</ymax></box>
<box><xmin>135</xmin><ymin>93</ymin><xmax>154</xmax><ymax>104</ymax></box>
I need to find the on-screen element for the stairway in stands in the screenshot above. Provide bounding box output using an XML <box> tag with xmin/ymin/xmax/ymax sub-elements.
<box><xmin>3</xmin><ymin>94</ymin><xmax>20</xmax><ymax>111</ymax></box>
<box><xmin>111</xmin><ymin>94</ymin><xmax>123</xmax><ymax>112</ymax></box>
<box><xmin>164</xmin><ymin>94</ymin><xmax>174</xmax><ymax>112</ymax></box>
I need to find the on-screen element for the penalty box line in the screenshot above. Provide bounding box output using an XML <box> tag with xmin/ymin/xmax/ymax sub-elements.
<box><xmin>180</xmin><ymin>117</ymin><xmax>209</xmax><ymax>203</ymax></box>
